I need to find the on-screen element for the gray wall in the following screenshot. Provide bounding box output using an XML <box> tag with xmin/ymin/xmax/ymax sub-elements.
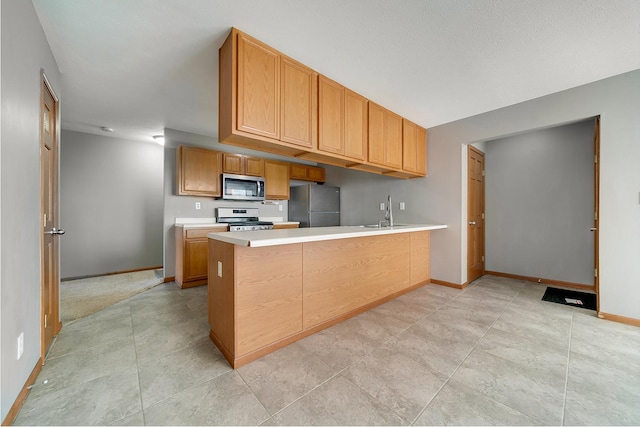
<box><xmin>163</xmin><ymin>128</ymin><xmax>318</xmax><ymax>278</ymax></box>
<box><xmin>0</xmin><ymin>0</ymin><xmax>62</xmax><ymax>420</ymax></box>
<box><xmin>484</xmin><ymin>120</ymin><xmax>595</xmax><ymax>285</ymax></box>
<box><xmin>424</xmin><ymin>70</ymin><xmax>640</xmax><ymax>320</ymax></box>
<box><xmin>60</xmin><ymin>130</ymin><xmax>164</xmax><ymax>278</ymax></box>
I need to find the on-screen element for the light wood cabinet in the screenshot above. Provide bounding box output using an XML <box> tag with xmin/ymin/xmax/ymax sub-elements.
<box><xmin>318</xmin><ymin>76</ymin><xmax>368</xmax><ymax>162</ymax></box>
<box><xmin>272</xmin><ymin>223</ymin><xmax>299</xmax><ymax>230</ymax></box>
<box><xmin>318</xmin><ymin>75</ymin><xmax>344</xmax><ymax>155</ymax></box>
<box><xmin>402</xmin><ymin>119</ymin><xmax>427</xmax><ymax>176</ymax></box>
<box><xmin>236</xmin><ymin>31</ymin><xmax>280</xmax><ymax>140</ymax></box>
<box><xmin>176</xmin><ymin>145</ymin><xmax>222</xmax><ymax>197</ymax></box>
<box><xmin>265</xmin><ymin>160</ymin><xmax>290</xmax><ymax>200</ymax></box>
<box><xmin>289</xmin><ymin>164</ymin><xmax>326</xmax><ymax>183</ymax></box>
<box><xmin>281</xmin><ymin>57</ymin><xmax>317</xmax><ymax>148</ymax></box>
<box><xmin>175</xmin><ymin>225</ymin><xmax>228</xmax><ymax>288</ymax></box>
<box><xmin>222</xmin><ymin>153</ymin><xmax>265</xmax><ymax>176</ymax></box>
<box><xmin>219</xmin><ymin>27</ymin><xmax>427</xmax><ymax>179</ymax></box>
<box><xmin>208</xmin><ymin>230</ymin><xmax>431</xmax><ymax>368</ymax></box>
<box><xmin>368</xmin><ymin>102</ymin><xmax>402</xmax><ymax>169</ymax></box>
<box><xmin>344</xmin><ymin>89</ymin><xmax>368</xmax><ymax>161</ymax></box>
<box><xmin>303</xmin><ymin>234</ymin><xmax>411</xmax><ymax>329</ymax></box>
<box><xmin>410</xmin><ymin>231</ymin><xmax>430</xmax><ymax>284</ymax></box>
<box><xmin>219</xmin><ymin>28</ymin><xmax>316</xmax><ymax>157</ymax></box>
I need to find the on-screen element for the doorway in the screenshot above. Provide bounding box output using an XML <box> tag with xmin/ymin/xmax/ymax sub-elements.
<box><xmin>477</xmin><ymin>119</ymin><xmax>598</xmax><ymax>294</ymax></box>
<box><xmin>41</xmin><ymin>73</ymin><xmax>62</xmax><ymax>359</ymax></box>
<box><xmin>467</xmin><ymin>145</ymin><xmax>485</xmax><ymax>283</ymax></box>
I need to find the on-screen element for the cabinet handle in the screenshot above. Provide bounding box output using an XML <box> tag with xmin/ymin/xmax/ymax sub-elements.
<box><xmin>45</xmin><ymin>227</ymin><xmax>65</xmax><ymax>235</ymax></box>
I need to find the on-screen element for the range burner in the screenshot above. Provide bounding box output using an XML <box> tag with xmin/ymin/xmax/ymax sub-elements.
<box><xmin>216</xmin><ymin>207</ymin><xmax>274</xmax><ymax>231</ymax></box>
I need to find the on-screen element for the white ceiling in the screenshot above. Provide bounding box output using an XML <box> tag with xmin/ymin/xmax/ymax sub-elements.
<box><xmin>32</xmin><ymin>0</ymin><xmax>640</xmax><ymax>144</ymax></box>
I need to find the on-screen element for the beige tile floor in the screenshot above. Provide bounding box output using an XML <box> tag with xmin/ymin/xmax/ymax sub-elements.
<box><xmin>14</xmin><ymin>275</ymin><xmax>640</xmax><ymax>425</ymax></box>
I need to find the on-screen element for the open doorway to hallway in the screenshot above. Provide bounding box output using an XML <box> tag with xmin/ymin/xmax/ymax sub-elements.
<box><xmin>469</xmin><ymin>118</ymin><xmax>599</xmax><ymax>299</ymax></box>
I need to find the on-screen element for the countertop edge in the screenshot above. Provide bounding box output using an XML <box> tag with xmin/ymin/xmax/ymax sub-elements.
<box><xmin>208</xmin><ymin>224</ymin><xmax>447</xmax><ymax>247</ymax></box>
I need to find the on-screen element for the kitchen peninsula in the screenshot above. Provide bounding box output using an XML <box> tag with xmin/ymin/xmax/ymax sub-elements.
<box><xmin>207</xmin><ymin>224</ymin><xmax>446</xmax><ymax>368</ymax></box>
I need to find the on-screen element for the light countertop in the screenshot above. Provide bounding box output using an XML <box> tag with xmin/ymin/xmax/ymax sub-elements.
<box><xmin>208</xmin><ymin>224</ymin><xmax>447</xmax><ymax>247</ymax></box>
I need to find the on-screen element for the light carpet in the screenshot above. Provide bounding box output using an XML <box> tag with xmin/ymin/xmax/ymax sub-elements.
<box><xmin>60</xmin><ymin>269</ymin><xmax>164</xmax><ymax>323</ymax></box>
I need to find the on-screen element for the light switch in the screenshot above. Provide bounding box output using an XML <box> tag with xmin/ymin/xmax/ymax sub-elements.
<box><xmin>217</xmin><ymin>261</ymin><xmax>222</xmax><ymax>277</ymax></box>
<box><xmin>380</xmin><ymin>202</ymin><xmax>385</xmax><ymax>211</ymax></box>
<box><xmin>399</xmin><ymin>202</ymin><xmax>406</xmax><ymax>210</ymax></box>
<box><xmin>279</xmin><ymin>204</ymin><xmax>283</xmax><ymax>211</ymax></box>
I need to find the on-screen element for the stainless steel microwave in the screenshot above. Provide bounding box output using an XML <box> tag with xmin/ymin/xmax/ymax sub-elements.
<box><xmin>222</xmin><ymin>173</ymin><xmax>265</xmax><ymax>201</ymax></box>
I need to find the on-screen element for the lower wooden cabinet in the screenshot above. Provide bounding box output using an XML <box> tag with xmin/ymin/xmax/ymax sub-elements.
<box><xmin>175</xmin><ymin>225</ymin><xmax>227</xmax><ymax>288</ymax></box>
<box><xmin>207</xmin><ymin>230</ymin><xmax>431</xmax><ymax>368</ymax></box>
<box><xmin>272</xmin><ymin>223</ymin><xmax>299</xmax><ymax>230</ymax></box>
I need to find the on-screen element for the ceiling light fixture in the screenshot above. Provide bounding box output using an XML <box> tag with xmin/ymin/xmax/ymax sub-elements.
<box><xmin>153</xmin><ymin>135</ymin><xmax>165</xmax><ymax>146</ymax></box>
<box><xmin>100</xmin><ymin>126</ymin><xmax>114</xmax><ymax>132</ymax></box>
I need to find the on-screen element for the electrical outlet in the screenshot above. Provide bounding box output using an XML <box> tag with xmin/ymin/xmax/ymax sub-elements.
<box><xmin>195</xmin><ymin>202</ymin><xmax>201</xmax><ymax>210</ymax></box>
<box><xmin>380</xmin><ymin>202</ymin><xmax>385</xmax><ymax>211</ymax></box>
<box><xmin>17</xmin><ymin>332</ymin><xmax>24</xmax><ymax>360</ymax></box>
<box><xmin>399</xmin><ymin>202</ymin><xmax>406</xmax><ymax>210</ymax></box>
<box><xmin>217</xmin><ymin>261</ymin><xmax>222</xmax><ymax>278</ymax></box>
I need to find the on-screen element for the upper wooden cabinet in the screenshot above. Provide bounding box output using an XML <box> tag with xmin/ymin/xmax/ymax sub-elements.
<box><xmin>223</xmin><ymin>153</ymin><xmax>265</xmax><ymax>176</ymax></box>
<box><xmin>290</xmin><ymin>164</ymin><xmax>326</xmax><ymax>183</ymax></box>
<box><xmin>344</xmin><ymin>89</ymin><xmax>368</xmax><ymax>161</ymax></box>
<box><xmin>318</xmin><ymin>76</ymin><xmax>344</xmax><ymax>155</ymax></box>
<box><xmin>402</xmin><ymin>119</ymin><xmax>427</xmax><ymax>176</ymax></box>
<box><xmin>318</xmin><ymin>76</ymin><xmax>368</xmax><ymax>162</ymax></box>
<box><xmin>219</xmin><ymin>28</ymin><xmax>317</xmax><ymax>156</ymax></box>
<box><xmin>176</xmin><ymin>145</ymin><xmax>222</xmax><ymax>197</ymax></box>
<box><xmin>236</xmin><ymin>31</ymin><xmax>280</xmax><ymax>139</ymax></box>
<box><xmin>281</xmin><ymin>57</ymin><xmax>317</xmax><ymax>148</ymax></box>
<box><xmin>368</xmin><ymin>102</ymin><xmax>402</xmax><ymax>169</ymax></box>
<box><xmin>264</xmin><ymin>160</ymin><xmax>290</xmax><ymax>200</ymax></box>
<box><xmin>219</xmin><ymin>27</ymin><xmax>426</xmax><ymax>179</ymax></box>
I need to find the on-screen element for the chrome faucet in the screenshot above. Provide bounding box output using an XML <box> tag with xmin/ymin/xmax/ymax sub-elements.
<box><xmin>384</xmin><ymin>195</ymin><xmax>394</xmax><ymax>227</ymax></box>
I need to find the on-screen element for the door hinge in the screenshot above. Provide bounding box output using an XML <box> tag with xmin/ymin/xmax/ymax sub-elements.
<box><xmin>481</xmin><ymin>256</ymin><xmax>485</xmax><ymax>262</ymax></box>
<box><xmin>44</xmin><ymin>314</ymin><xmax>48</xmax><ymax>328</ymax></box>
<box><xmin>594</xmin><ymin>155</ymin><xmax>598</xmax><ymax>164</ymax></box>
<box><xmin>594</xmin><ymin>268</ymin><xmax>598</xmax><ymax>278</ymax></box>
<box><xmin>595</xmin><ymin>211</ymin><xmax>598</xmax><ymax>221</ymax></box>
<box><xmin>482</xmin><ymin>170</ymin><xmax>485</xmax><ymax>177</ymax></box>
<box><xmin>481</xmin><ymin>213</ymin><xmax>485</xmax><ymax>220</ymax></box>
<box><xmin>44</xmin><ymin>214</ymin><xmax>47</xmax><ymax>227</ymax></box>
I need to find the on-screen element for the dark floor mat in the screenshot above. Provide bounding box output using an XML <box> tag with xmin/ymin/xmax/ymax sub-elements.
<box><xmin>542</xmin><ymin>287</ymin><xmax>596</xmax><ymax>311</ymax></box>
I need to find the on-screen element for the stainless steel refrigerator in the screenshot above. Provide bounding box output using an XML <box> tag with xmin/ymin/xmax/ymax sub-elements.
<box><xmin>289</xmin><ymin>184</ymin><xmax>340</xmax><ymax>227</ymax></box>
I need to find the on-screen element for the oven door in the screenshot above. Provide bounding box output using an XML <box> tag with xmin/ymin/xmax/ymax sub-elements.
<box><xmin>222</xmin><ymin>174</ymin><xmax>265</xmax><ymax>201</ymax></box>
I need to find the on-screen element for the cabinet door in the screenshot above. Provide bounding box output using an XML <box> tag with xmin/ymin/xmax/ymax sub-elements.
<box><xmin>290</xmin><ymin>164</ymin><xmax>307</xmax><ymax>180</ymax></box>
<box><xmin>402</xmin><ymin>119</ymin><xmax>417</xmax><ymax>173</ymax></box>
<box><xmin>184</xmin><ymin>239</ymin><xmax>209</xmax><ymax>281</ymax></box>
<box><xmin>237</xmin><ymin>32</ymin><xmax>280</xmax><ymax>139</ymax></box>
<box><xmin>368</xmin><ymin>102</ymin><xmax>386</xmax><ymax>166</ymax></box>
<box><xmin>177</xmin><ymin>146</ymin><xmax>222</xmax><ymax>197</ymax></box>
<box><xmin>385</xmin><ymin>110</ymin><xmax>403</xmax><ymax>169</ymax></box>
<box><xmin>265</xmin><ymin>160</ymin><xmax>290</xmax><ymax>200</ymax></box>
<box><xmin>281</xmin><ymin>57</ymin><xmax>316</xmax><ymax>148</ymax></box>
<box><xmin>344</xmin><ymin>89</ymin><xmax>367</xmax><ymax>161</ymax></box>
<box><xmin>223</xmin><ymin>153</ymin><xmax>244</xmax><ymax>174</ymax></box>
<box><xmin>417</xmin><ymin>125</ymin><xmax>427</xmax><ymax>175</ymax></box>
<box><xmin>245</xmin><ymin>156</ymin><xmax>265</xmax><ymax>176</ymax></box>
<box><xmin>307</xmin><ymin>166</ymin><xmax>326</xmax><ymax>182</ymax></box>
<box><xmin>318</xmin><ymin>75</ymin><xmax>344</xmax><ymax>155</ymax></box>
